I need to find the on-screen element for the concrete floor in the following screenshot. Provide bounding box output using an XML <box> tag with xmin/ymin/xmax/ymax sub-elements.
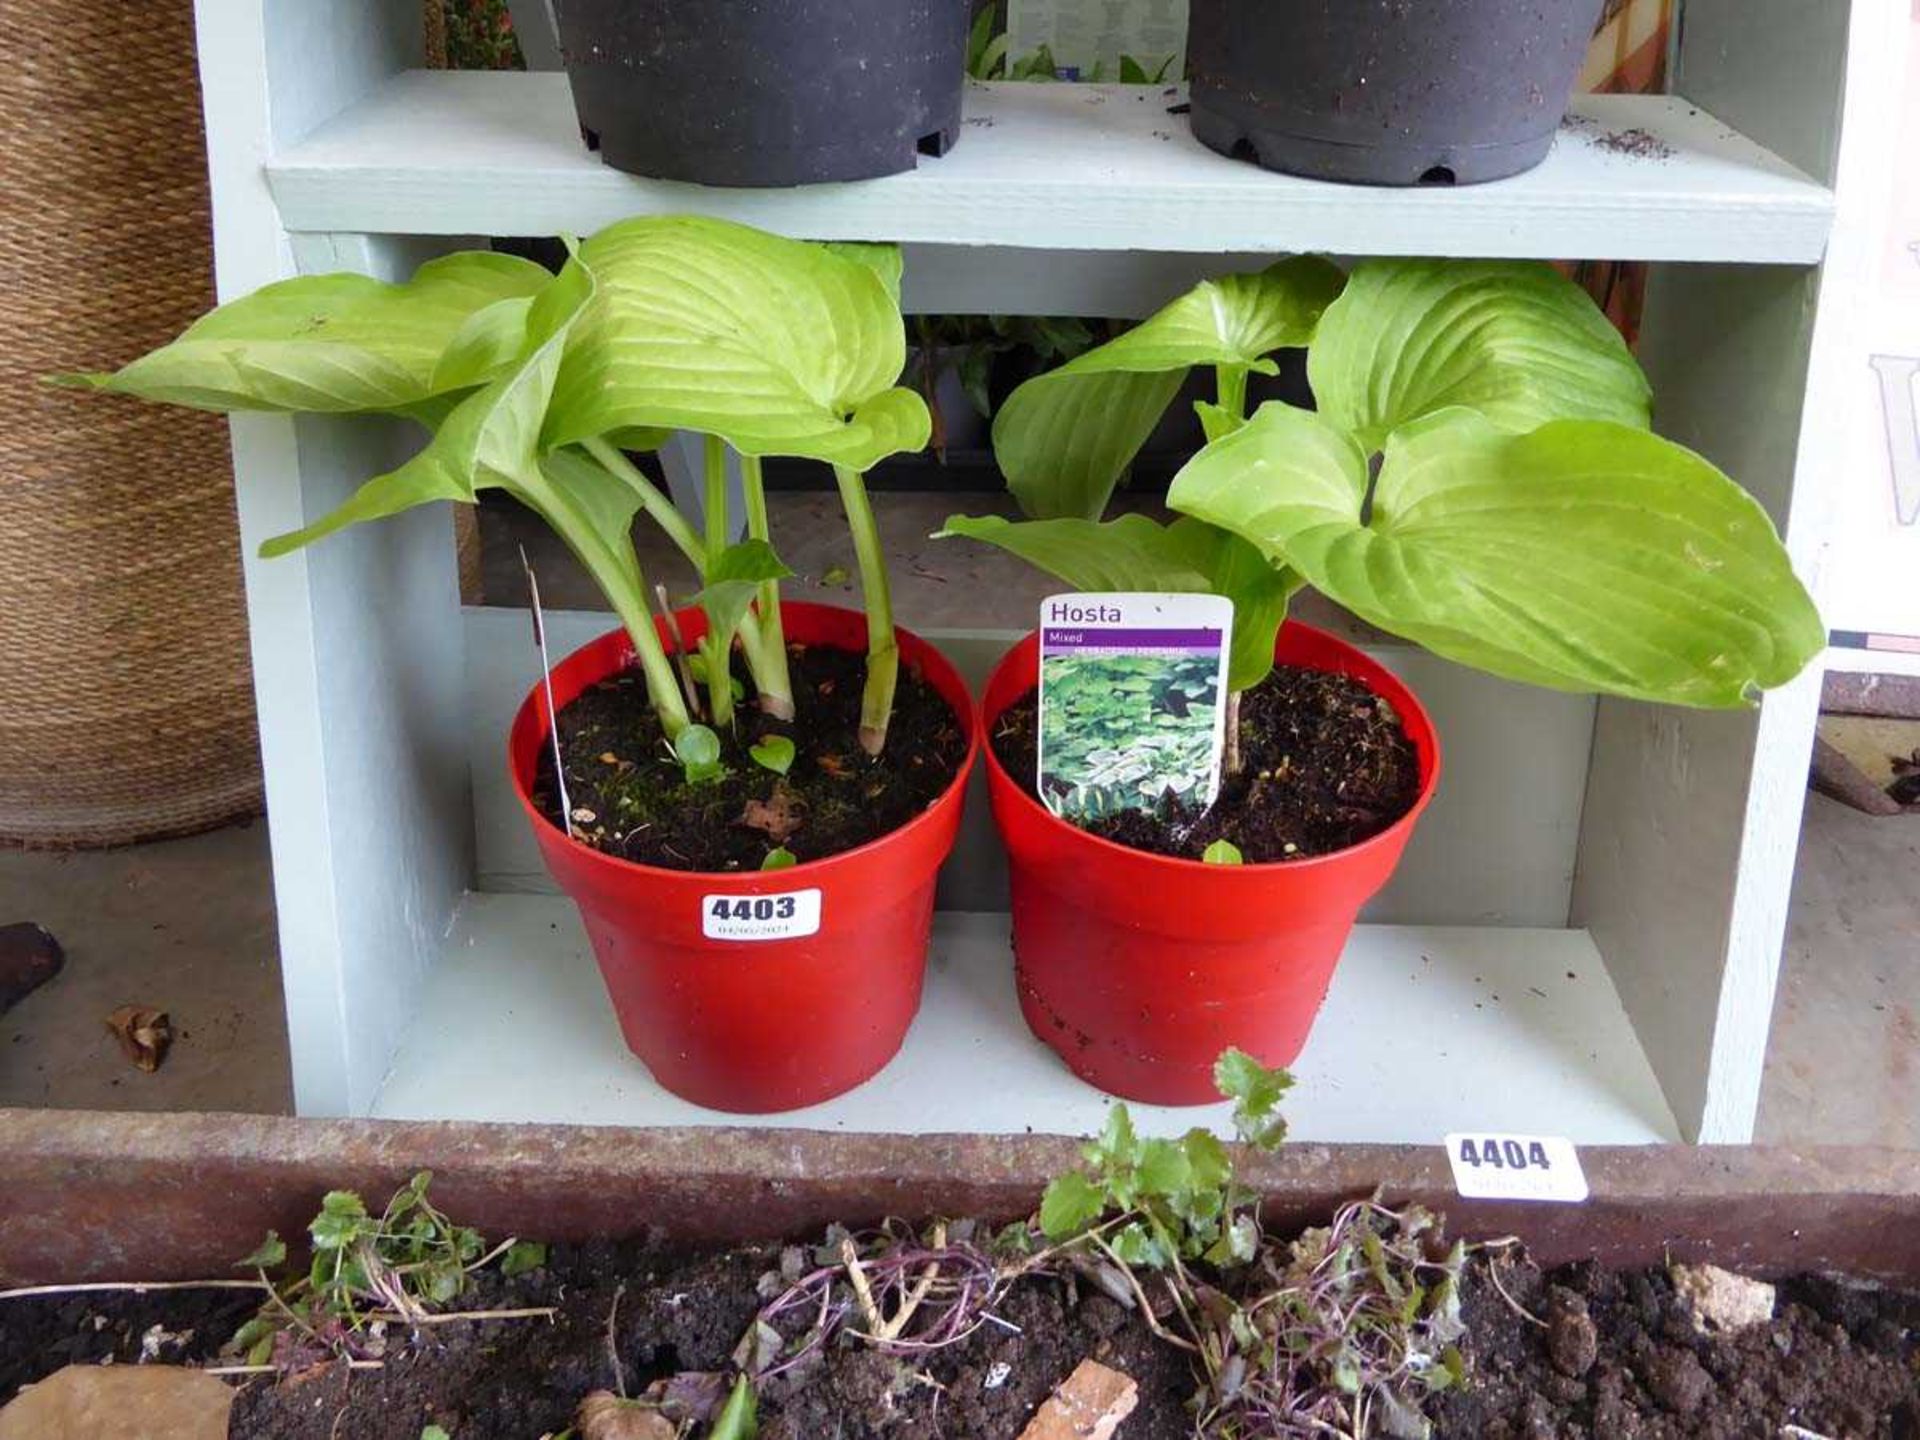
<box><xmin>2</xmin><ymin>491</ymin><xmax>1913</xmax><ymax>1142</ymax></box>
<box><xmin>0</xmin><ymin>821</ymin><xmax>288</xmax><ymax>1114</ymax></box>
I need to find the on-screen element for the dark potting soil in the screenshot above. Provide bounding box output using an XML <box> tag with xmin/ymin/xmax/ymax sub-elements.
<box><xmin>0</xmin><ymin>1283</ymin><xmax>257</xmax><ymax>1398</ymax></box>
<box><xmin>4</xmin><ymin>1240</ymin><xmax>1916</xmax><ymax>1437</ymax></box>
<box><xmin>993</xmin><ymin>663</ymin><xmax>1422</xmax><ymax>863</ymax></box>
<box><xmin>537</xmin><ymin>643</ymin><xmax>966</xmax><ymax>872</ymax></box>
<box><xmin>1436</xmin><ymin>1251</ymin><xmax>1920</xmax><ymax>1438</ymax></box>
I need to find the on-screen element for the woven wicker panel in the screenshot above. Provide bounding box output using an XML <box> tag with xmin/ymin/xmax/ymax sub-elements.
<box><xmin>0</xmin><ymin>1</ymin><xmax>263</xmax><ymax>846</ymax></box>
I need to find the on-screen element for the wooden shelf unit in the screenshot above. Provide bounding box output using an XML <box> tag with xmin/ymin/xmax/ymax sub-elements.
<box><xmin>191</xmin><ymin>0</ymin><xmax>1892</xmax><ymax>1144</ymax></box>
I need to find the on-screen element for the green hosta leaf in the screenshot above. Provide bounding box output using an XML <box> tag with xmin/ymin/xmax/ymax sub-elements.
<box><xmin>750</xmin><ymin>735</ymin><xmax>796</xmax><ymax>776</ymax></box>
<box><xmin>1307</xmin><ymin>258</ymin><xmax>1652</xmax><ymax>453</ymax></box>
<box><xmin>1213</xmin><ymin>1047</ymin><xmax>1295</xmax><ymax>1151</ymax></box>
<box><xmin>1039</xmin><ymin>1171</ymin><xmax>1108</xmax><ymax>1240</ymax></box>
<box><xmin>938</xmin><ymin>511</ymin><xmax>1211</xmax><ymax>591</ymax></box>
<box><xmin>936</xmin><ymin>512</ymin><xmax>1294</xmax><ymax>691</ymax></box>
<box><xmin>430</xmin><ymin>295</ymin><xmax>537</xmax><ymax>395</ymax></box>
<box><xmin>823</xmin><ymin>241</ymin><xmax>905</xmax><ymax>304</ymax></box>
<box><xmin>1202</xmin><ymin>839</ymin><xmax>1244</xmax><ymax>865</ymax></box>
<box><xmin>545</xmin><ymin>216</ymin><xmax>928</xmax><ymax>470</ymax></box>
<box><xmin>710</xmin><ymin>1377</ymin><xmax>758</xmax><ymax>1440</ymax></box>
<box><xmin>260</xmin><ymin>258</ymin><xmax>597</xmax><ymax>559</ymax></box>
<box><xmin>1172</xmin><ymin>403</ymin><xmax>1824</xmax><ymax>706</ymax></box>
<box><xmin>694</xmin><ymin>539</ymin><xmax>795</xmax><ymax>643</ymax></box>
<box><xmin>64</xmin><ymin>251</ymin><xmax>550</xmax><ymax>415</ymax></box>
<box><xmin>992</xmin><ymin>256</ymin><xmax>1347</xmax><ymax>518</ymax></box>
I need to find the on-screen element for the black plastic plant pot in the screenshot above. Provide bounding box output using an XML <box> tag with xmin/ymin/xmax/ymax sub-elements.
<box><xmin>549</xmin><ymin>0</ymin><xmax>970</xmax><ymax>188</ymax></box>
<box><xmin>1187</xmin><ymin>0</ymin><xmax>1608</xmax><ymax>186</ymax></box>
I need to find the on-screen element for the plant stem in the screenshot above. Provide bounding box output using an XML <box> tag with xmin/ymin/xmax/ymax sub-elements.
<box><xmin>702</xmin><ymin>433</ymin><xmax>728</xmax><ymax>557</ymax></box>
<box><xmin>1216</xmin><ymin>363</ymin><xmax>1249</xmax><ymax>421</ymax></box>
<box><xmin>739</xmin><ymin>453</ymin><xmax>795</xmax><ymax>720</ymax></box>
<box><xmin>508</xmin><ymin>467</ymin><xmax>692</xmax><ymax>740</ymax></box>
<box><xmin>833</xmin><ymin>464</ymin><xmax>898</xmax><ymax>756</ymax></box>
<box><xmin>580</xmin><ymin>435</ymin><xmax>705</xmax><ymax>573</ymax></box>
<box><xmin>704</xmin><ymin>635</ymin><xmax>736</xmax><ymax>730</ymax></box>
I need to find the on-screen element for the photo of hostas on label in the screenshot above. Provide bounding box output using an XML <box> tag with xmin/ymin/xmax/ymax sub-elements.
<box><xmin>1037</xmin><ymin>593</ymin><xmax>1234</xmax><ymax>824</ymax></box>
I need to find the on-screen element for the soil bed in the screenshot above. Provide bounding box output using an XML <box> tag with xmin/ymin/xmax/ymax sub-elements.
<box><xmin>538</xmin><ymin>642</ymin><xmax>966</xmax><ymax>872</ymax></box>
<box><xmin>3</xmin><ymin>1240</ymin><xmax>1914</xmax><ymax>1438</ymax></box>
<box><xmin>993</xmin><ymin>663</ymin><xmax>1422</xmax><ymax>862</ymax></box>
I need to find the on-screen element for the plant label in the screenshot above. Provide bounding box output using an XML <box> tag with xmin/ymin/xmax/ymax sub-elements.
<box><xmin>701</xmin><ymin>889</ymin><xmax>822</xmax><ymax>942</ymax></box>
<box><xmin>1445</xmin><ymin>1133</ymin><xmax>1589</xmax><ymax>1204</ymax></box>
<box><xmin>521</xmin><ymin>548</ymin><xmax>573</xmax><ymax>831</ymax></box>
<box><xmin>1007</xmin><ymin>0</ymin><xmax>1187</xmax><ymax>82</ymax></box>
<box><xmin>1037</xmin><ymin>593</ymin><xmax>1233</xmax><ymax>823</ymax></box>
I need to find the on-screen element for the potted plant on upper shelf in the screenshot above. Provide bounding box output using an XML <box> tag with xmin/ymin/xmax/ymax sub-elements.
<box><xmin>941</xmin><ymin>255</ymin><xmax>1823</xmax><ymax>1105</ymax></box>
<box><xmin>1187</xmin><ymin>0</ymin><xmax>1608</xmax><ymax>185</ymax></box>
<box><xmin>541</xmin><ymin>0</ymin><xmax>969</xmax><ymax>186</ymax></box>
<box><xmin>64</xmin><ymin>216</ymin><xmax>978</xmax><ymax>1115</ymax></box>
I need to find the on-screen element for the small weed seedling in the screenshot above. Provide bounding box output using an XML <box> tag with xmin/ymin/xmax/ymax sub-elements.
<box><xmin>748</xmin><ymin>735</ymin><xmax>795</xmax><ymax>776</ymax></box>
<box><xmin>671</xmin><ymin>726</ymin><xmax>727</xmax><ymax>785</ymax></box>
<box><xmin>231</xmin><ymin>1171</ymin><xmax>547</xmax><ymax>1369</ymax></box>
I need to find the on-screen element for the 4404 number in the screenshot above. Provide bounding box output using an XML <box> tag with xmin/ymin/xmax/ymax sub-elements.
<box><xmin>1455</xmin><ymin>1137</ymin><xmax>1554</xmax><ymax>1171</ymax></box>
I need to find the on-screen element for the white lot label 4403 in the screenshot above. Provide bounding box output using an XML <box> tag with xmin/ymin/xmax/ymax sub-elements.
<box><xmin>701</xmin><ymin>889</ymin><xmax>822</xmax><ymax>942</ymax></box>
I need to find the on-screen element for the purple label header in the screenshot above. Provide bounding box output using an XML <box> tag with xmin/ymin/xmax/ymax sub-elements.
<box><xmin>1043</xmin><ymin>627</ymin><xmax>1224</xmax><ymax>650</ymax></box>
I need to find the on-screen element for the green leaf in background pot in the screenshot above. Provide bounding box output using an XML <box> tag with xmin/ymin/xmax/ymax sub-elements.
<box><xmin>1307</xmin><ymin>258</ymin><xmax>1652</xmax><ymax>453</ymax></box>
<box><xmin>1202</xmin><ymin>839</ymin><xmax>1244</xmax><ymax>865</ymax></box>
<box><xmin>1177</xmin><ymin>404</ymin><xmax>1824</xmax><ymax>706</ymax></box>
<box><xmin>761</xmin><ymin>846</ymin><xmax>798</xmax><ymax>871</ymax></box>
<box><xmin>937</xmin><ymin>511</ymin><xmax>1295</xmax><ymax>692</ymax></box>
<box><xmin>61</xmin><ymin>251</ymin><xmax>550</xmax><ymax>415</ymax></box>
<box><xmin>992</xmin><ymin>256</ymin><xmax>1347</xmax><ymax>519</ymax></box>
<box><xmin>544</xmin><ymin>217</ymin><xmax>928</xmax><ymax>470</ymax></box>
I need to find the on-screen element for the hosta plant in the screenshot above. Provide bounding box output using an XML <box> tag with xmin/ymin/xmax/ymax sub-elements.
<box><xmin>942</xmin><ymin>256</ymin><xmax>1823</xmax><ymax>773</ymax></box>
<box><xmin>63</xmin><ymin>215</ymin><xmax>929</xmax><ymax>759</ymax></box>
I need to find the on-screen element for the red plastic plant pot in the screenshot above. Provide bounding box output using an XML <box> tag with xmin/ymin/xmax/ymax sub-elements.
<box><xmin>982</xmin><ymin>621</ymin><xmax>1441</xmax><ymax>1106</ymax></box>
<box><xmin>510</xmin><ymin>602</ymin><xmax>978</xmax><ymax>1114</ymax></box>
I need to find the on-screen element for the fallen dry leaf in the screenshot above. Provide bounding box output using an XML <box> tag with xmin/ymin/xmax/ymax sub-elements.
<box><xmin>576</xmin><ymin>1391</ymin><xmax>677</xmax><ymax>1440</ymax></box>
<box><xmin>0</xmin><ymin>1364</ymin><xmax>230</xmax><ymax>1439</ymax></box>
<box><xmin>105</xmin><ymin>1005</ymin><xmax>172</xmax><ymax>1072</ymax></box>
<box><xmin>739</xmin><ymin>782</ymin><xmax>805</xmax><ymax>844</ymax></box>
